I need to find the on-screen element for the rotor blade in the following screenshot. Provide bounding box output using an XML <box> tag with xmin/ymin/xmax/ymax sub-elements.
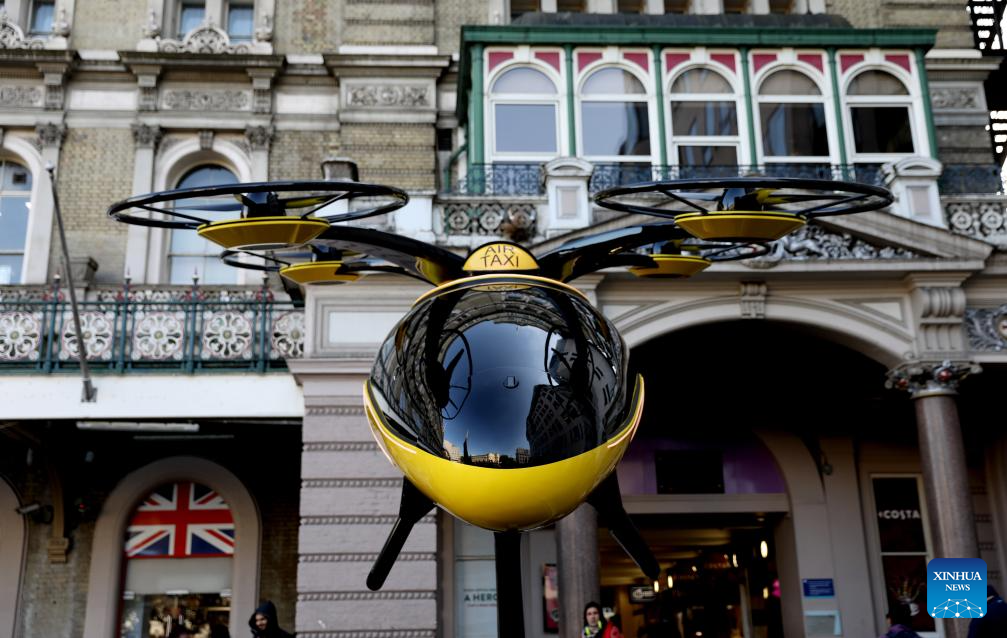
<box><xmin>172</xmin><ymin>201</ymin><xmax>245</xmax><ymax>212</ymax></box>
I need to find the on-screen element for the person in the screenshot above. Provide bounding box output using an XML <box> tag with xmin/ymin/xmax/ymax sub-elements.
<box><xmin>583</xmin><ymin>601</ymin><xmax>604</xmax><ymax>637</ymax></box>
<box><xmin>968</xmin><ymin>585</ymin><xmax>1007</xmax><ymax>638</ymax></box>
<box><xmin>602</xmin><ymin>613</ymin><xmax>623</xmax><ymax>638</ymax></box>
<box><xmin>249</xmin><ymin>601</ymin><xmax>293</xmax><ymax>638</ymax></box>
<box><xmin>880</xmin><ymin>602</ymin><xmax>921</xmax><ymax>638</ymax></box>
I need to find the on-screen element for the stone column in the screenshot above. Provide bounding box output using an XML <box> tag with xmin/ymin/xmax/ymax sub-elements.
<box><xmin>556</xmin><ymin>503</ymin><xmax>599</xmax><ymax>638</ymax></box>
<box><xmin>124</xmin><ymin>124</ymin><xmax>162</xmax><ymax>282</ymax></box>
<box><xmin>886</xmin><ymin>360</ymin><xmax>981</xmax><ymax>638</ymax></box>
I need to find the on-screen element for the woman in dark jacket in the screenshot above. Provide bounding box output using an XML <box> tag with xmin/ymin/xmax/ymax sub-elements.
<box><xmin>249</xmin><ymin>601</ymin><xmax>293</xmax><ymax>638</ymax></box>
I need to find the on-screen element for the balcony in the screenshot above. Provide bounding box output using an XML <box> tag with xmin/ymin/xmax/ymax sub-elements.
<box><xmin>0</xmin><ymin>284</ymin><xmax>303</xmax><ymax>373</ymax></box>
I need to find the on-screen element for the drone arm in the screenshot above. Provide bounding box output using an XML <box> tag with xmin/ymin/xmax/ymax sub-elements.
<box><xmin>367</xmin><ymin>478</ymin><xmax>436</xmax><ymax>591</ymax></box>
<box><xmin>586</xmin><ymin>472</ymin><xmax>661</xmax><ymax>580</ymax></box>
<box><xmin>537</xmin><ymin>223</ymin><xmax>689</xmax><ymax>282</ymax></box>
<box><xmin>315</xmin><ymin>225</ymin><xmax>466</xmax><ymax>285</ymax></box>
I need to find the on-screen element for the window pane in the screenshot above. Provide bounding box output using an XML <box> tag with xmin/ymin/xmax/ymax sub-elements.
<box><xmin>723</xmin><ymin>0</ymin><xmax>748</xmax><ymax>13</ymax></box>
<box><xmin>851</xmin><ymin>107</ymin><xmax>914</xmax><ymax>153</ymax></box>
<box><xmin>557</xmin><ymin>0</ymin><xmax>585</xmax><ymax>10</ymax></box>
<box><xmin>664</xmin><ymin>0</ymin><xmax>689</xmax><ymax>13</ymax></box>
<box><xmin>677</xmin><ymin>145</ymin><xmax>738</xmax><ymax>168</ymax></box>
<box><xmin>494</xmin><ymin>104</ymin><xmax>557</xmax><ymax>153</ymax></box>
<box><xmin>0</xmin><ymin>255</ymin><xmax>21</xmax><ymax>284</ymax></box>
<box><xmin>3</xmin><ymin>163</ymin><xmax>31</xmax><ymax>191</ymax></box>
<box><xmin>618</xmin><ymin>0</ymin><xmax>644</xmax><ymax>13</ymax></box>
<box><xmin>179</xmin><ymin>4</ymin><xmax>205</xmax><ymax>37</ymax></box>
<box><xmin>582</xmin><ymin>102</ymin><xmax>651</xmax><ymax>156</ymax></box>
<box><xmin>872</xmin><ymin>477</ymin><xmax>927</xmax><ymax>553</ymax></box>
<box><xmin>671</xmin><ymin>102</ymin><xmax>738</xmax><ymax>136</ymax></box>
<box><xmin>0</xmin><ymin>196</ymin><xmax>30</xmax><ymax>251</ymax></box>
<box><xmin>848</xmin><ymin>70</ymin><xmax>909</xmax><ymax>96</ymax></box>
<box><xmin>880</xmin><ymin>556</ymin><xmax>935</xmax><ymax>633</ymax></box>
<box><xmin>227</xmin><ymin>4</ymin><xmax>254</xmax><ymax>40</ymax></box>
<box><xmin>511</xmin><ymin>0</ymin><xmax>538</xmax><ymax>19</ymax></box>
<box><xmin>759</xmin><ymin>102</ymin><xmax>829</xmax><ymax>156</ymax></box>
<box><xmin>492</xmin><ymin>67</ymin><xmax>556</xmax><ymax>95</ymax></box>
<box><xmin>760</xmin><ymin>70</ymin><xmax>821</xmax><ymax>96</ymax></box>
<box><xmin>30</xmin><ymin>1</ymin><xmax>54</xmax><ymax>34</ymax></box>
<box><xmin>769</xmin><ymin>0</ymin><xmax>793</xmax><ymax>12</ymax></box>
<box><xmin>670</xmin><ymin>69</ymin><xmax>733</xmax><ymax>94</ymax></box>
<box><xmin>582</xmin><ymin>68</ymin><xmax>647</xmax><ymax>95</ymax></box>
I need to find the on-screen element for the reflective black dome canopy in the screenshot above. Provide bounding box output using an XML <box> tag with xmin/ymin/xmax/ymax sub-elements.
<box><xmin>369</xmin><ymin>279</ymin><xmax>632</xmax><ymax>468</ymax></box>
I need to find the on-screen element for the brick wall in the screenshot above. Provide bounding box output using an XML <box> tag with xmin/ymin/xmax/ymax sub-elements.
<box><xmin>274</xmin><ymin>0</ymin><xmax>342</xmax><ymax>54</ymax></box>
<box><xmin>436</xmin><ymin>0</ymin><xmax>489</xmax><ymax>54</ymax></box>
<box><xmin>51</xmin><ymin>128</ymin><xmax>134</xmax><ymax>285</ymax></box>
<box><xmin>342</xmin><ymin>0</ymin><xmax>435</xmax><ymax>46</ymax></box>
<box><xmin>881</xmin><ymin>0</ymin><xmax>974</xmax><ymax>50</ymax></box>
<box><xmin>340</xmin><ymin>123</ymin><xmax>436</xmax><ymax>191</ymax></box>
<box><xmin>269</xmin><ymin>131</ymin><xmax>340</xmax><ymax>181</ymax></box>
<box><xmin>71</xmin><ymin>0</ymin><xmax>147</xmax><ymax>50</ymax></box>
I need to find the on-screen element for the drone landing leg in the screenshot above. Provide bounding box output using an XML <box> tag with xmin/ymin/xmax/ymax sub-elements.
<box><xmin>367</xmin><ymin>478</ymin><xmax>435</xmax><ymax>591</ymax></box>
<box><xmin>494</xmin><ymin>531</ymin><xmax>526</xmax><ymax>638</ymax></box>
<box><xmin>587</xmin><ymin>473</ymin><xmax>661</xmax><ymax>580</ymax></box>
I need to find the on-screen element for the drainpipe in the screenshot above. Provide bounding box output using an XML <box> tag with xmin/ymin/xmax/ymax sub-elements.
<box><xmin>442</xmin><ymin>143</ymin><xmax>468</xmax><ymax>193</ymax></box>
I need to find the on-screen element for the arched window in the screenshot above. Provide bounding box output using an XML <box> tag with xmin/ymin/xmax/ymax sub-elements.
<box><xmin>669</xmin><ymin>68</ymin><xmax>740</xmax><ymax>174</ymax></box>
<box><xmin>846</xmin><ymin>70</ymin><xmax>915</xmax><ymax>156</ymax></box>
<box><xmin>579</xmin><ymin>67</ymin><xmax>651</xmax><ymax>160</ymax></box>
<box><xmin>0</xmin><ymin>160</ymin><xmax>32</xmax><ymax>285</ymax></box>
<box><xmin>167</xmin><ymin>165</ymin><xmax>239</xmax><ymax>285</ymax></box>
<box><xmin>757</xmin><ymin>70</ymin><xmax>830</xmax><ymax>162</ymax></box>
<box><xmin>489</xmin><ymin>66</ymin><xmax>559</xmax><ymax>157</ymax></box>
<box><xmin>119</xmin><ymin>481</ymin><xmax>235</xmax><ymax>638</ymax></box>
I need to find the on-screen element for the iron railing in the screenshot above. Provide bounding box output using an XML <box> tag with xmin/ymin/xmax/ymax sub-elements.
<box><xmin>0</xmin><ymin>283</ymin><xmax>304</xmax><ymax>373</ymax></box>
<box><xmin>450</xmin><ymin>163</ymin><xmax>544</xmax><ymax>196</ymax></box>
<box><xmin>938</xmin><ymin>164</ymin><xmax>1006</xmax><ymax>195</ymax></box>
<box><xmin>440</xmin><ymin>199</ymin><xmax>540</xmax><ymax>238</ymax></box>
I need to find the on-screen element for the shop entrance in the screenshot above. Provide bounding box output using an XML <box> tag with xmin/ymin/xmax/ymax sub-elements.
<box><xmin>600</xmin><ymin>514</ymin><xmax>784</xmax><ymax>638</ymax></box>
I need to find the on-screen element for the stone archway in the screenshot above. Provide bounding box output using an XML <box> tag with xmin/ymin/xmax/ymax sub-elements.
<box><xmin>82</xmin><ymin>456</ymin><xmax>261</xmax><ymax>638</ymax></box>
<box><xmin>0</xmin><ymin>476</ymin><xmax>26</xmax><ymax>638</ymax></box>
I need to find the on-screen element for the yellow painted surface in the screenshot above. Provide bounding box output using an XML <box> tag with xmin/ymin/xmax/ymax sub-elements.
<box><xmin>674</xmin><ymin>212</ymin><xmax>806</xmax><ymax>241</ymax></box>
<box><xmin>462</xmin><ymin>242</ymin><xmax>540</xmax><ymax>272</ymax></box>
<box><xmin>196</xmin><ymin>217</ymin><xmax>329</xmax><ymax>249</ymax></box>
<box><xmin>630</xmin><ymin>255</ymin><xmax>711</xmax><ymax>278</ymax></box>
<box><xmin>363</xmin><ymin>376</ymin><xmax>645</xmax><ymax>531</ymax></box>
<box><xmin>279</xmin><ymin>261</ymin><xmax>360</xmax><ymax>285</ymax></box>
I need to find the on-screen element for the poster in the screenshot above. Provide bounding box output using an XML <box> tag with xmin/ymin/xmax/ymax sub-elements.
<box><xmin>543</xmin><ymin>564</ymin><xmax>559</xmax><ymax>633</ymax></box>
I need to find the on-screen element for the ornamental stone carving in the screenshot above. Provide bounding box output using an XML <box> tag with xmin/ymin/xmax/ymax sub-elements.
<box><xmin>0</xmin><ymin>14</ymin><xmax>44</xmax><ymax>50</ymax></box>
<box><xmin>0</xmin><ymin>311</ymin><xmax>42</xmax><ymax>361</ymax></box>
<box><xmin>930</xmin><ymin>87</ymin><xmax>980</xmax><ymax>110</ymax></box>
<box><xmin>158</xmin><ymin>23</ymin><xmax>253</xmax><ymax>54</ymax></box>
<box><xmin>131</xmin><ymin>123</ymin><xmax>163</xmax><ymax>149</ymax></box>
<box><xmin>885</xmin><ymin>359</ymin><xmax>981</xmax><ymax>397</ymax></box>
<box><xmin>35</xmin><ymin>122</ymin><xmax>66</xmax><ymax>149</ymax></box>
<box><xmin>202</xmin><ymin>310</ymin><xmax>254</xmax><ymax>359</ymax></box>
<box><xmin>271</xmin><ymin>311</ymin><xmax>305</xmax><ymax>358</ymax></box>
<box><xmin>0</xmin><ymin>86</ymin><xmax>42</xmax><ymax>108</ymax></box>
<box><xmin>60</xmin><ymin>311</ymin><xmax>115</xmax><ymax>361</ymax></box>
<box><xmin>142</xmin><ymin>10</ymin><xmax>161</xmax><ymax>39</ymax></box>
<box><xmin>255</xmin><ymin>12</ymin><xmax>273</xmax><ymax>42</ymax></box>
<box><xmin>346</xmin><ymin>84</ymin><xmax>430</xmax><ymax>108</ymax></box>
<box><xmin>245</xmin><ymin>125</ymin><xmax>273</xmax><ymax>151</ymax></box>
<box><xmin>743</xmin><ymin>224</ymin><xmax>918</xmax><ymax>268</ymax></box>
<box><xmin>946</xmin><ymin>198</ymin><xmax>1007</xmax><ymax>246</ymax></box>
<box><xmin>162</xmin><ymin>90</ymin><xmax>251</xmax><ymax>111</ymax></box>
<box><xmin>132</xmin><ymin>311</ymin><xmax>185</xmax><ymax>360</ymax></box>
<box><xmin>965</xmin><ymin>304</ymin><xmax>1007</xmax><ymax>352</ymax></box>
<box><xmin>443</xmin><ymin>201</ymin><xmax>537</xmax><ymax>237</ymax></box>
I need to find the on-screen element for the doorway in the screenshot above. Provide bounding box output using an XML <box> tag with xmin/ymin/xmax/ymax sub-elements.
<box><xmin>600</xmin><ymin>514</ymin><xmax>784</xmax><ymax>638</ymax></box>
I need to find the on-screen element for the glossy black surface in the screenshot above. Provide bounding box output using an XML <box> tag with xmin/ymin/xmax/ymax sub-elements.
<box><xmin>369</xmin><ymin>280</ymin><xmax>632</xmax><ymax>468</ymax></box>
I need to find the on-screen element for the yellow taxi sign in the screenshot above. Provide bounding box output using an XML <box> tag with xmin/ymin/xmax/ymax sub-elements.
<box><xmin>462</xmin><ymin>242</ymin><xmax>539</xmax><ymax>272</ymax></box>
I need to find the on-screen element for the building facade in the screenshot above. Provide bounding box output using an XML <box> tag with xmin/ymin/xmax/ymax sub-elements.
<box><xmin>0</xmin><ymin>1</ymin><xmax>1006</xmax><ymax>638</ymax></box>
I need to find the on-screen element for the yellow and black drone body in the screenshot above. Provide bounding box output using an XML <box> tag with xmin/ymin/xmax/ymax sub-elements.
<box><xmin>108</xmin><ymin>175</ymin><xmax>892</xmax><ymax>635</ymax></box>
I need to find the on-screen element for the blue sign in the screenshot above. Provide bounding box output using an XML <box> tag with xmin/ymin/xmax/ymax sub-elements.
<box><xmin>802</xmin><ymin>579</ymin><xmax>835</xmax><ymax>598</ymax></box>
<box><xmin>927</xmin><ymin>558</ymin><xmax>988</xmax><ymax>619</ymax></box>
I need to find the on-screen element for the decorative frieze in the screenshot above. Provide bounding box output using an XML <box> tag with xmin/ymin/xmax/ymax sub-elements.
<box><xmin>344</xmin><ymin>83</ymin><xmax>431</xmax><ymax>108</ymax></box>
<box><xmin>0</xmin><ymin>14</ymin><xmax>44</xmax><ymax>50</ymax></box>
<box><xmin>158</xmin><ymin>24</ymin><xmax>254</xmax><ymax>55</ymax></box>
<box><xmin>0</xmin><ymin>86</ymin><xmax>42</xmax><ymax>108</ymax></box>
<box><xmin>930</xmin><ymin>87</ymin><xmax>981</xmax><ymax>110</ymax></box>
<box><xmin>946</xmin><ymin>197</ymin><xmax>1007</xmax><ymax>247</ymax></box>
<box><xmin>163</xmin><ymin>90</ymin><xmax>251</xmax><ymax>111</ymax></box>
<box><xmin>298</xmin><ymin>591</ymin><xmax>435</xmax><ymax>602</ymax></box>
<box><xmin>743</xmin><ymin>224</ymin><xmax>918</xmax><ymax>268</ymax></box>
<box><xmin>302</xmin><ymin>478</ymin><xmax>401</xmax><ymax>488</ymax></box>
<box><xmin>300</xmin><ymin>514</ymin><xmax>436</xmax><ymax>525</ymax></box>
<box><xmin>303</xmin><ymin>442</ymin><xmax>379</xmax><ymax>452</ymax></box>
<box><xmin>299</xmin><ymin>552</ymin><xmax>436</xmax><ymax>563</ymax></box>
<box><xmin>966</xmin><ymin>304</ymin><xmax>1007</xmax><ymax>351</ymax></box>
<box><xmin>305</xmin><ymin>406</ymin><xmax>366</xmax><ymax>416</ymax></box>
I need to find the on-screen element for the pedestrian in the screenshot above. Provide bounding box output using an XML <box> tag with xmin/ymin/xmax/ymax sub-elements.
<box><xmin>249</xmin><ymin>601</ymin><xmax>293</xmax><ymax>638</ymax></box>
<box><xmin>880</xmin><ymin>602</ymin><xmax>921</xmax><ymax>638</ymax></box>
<box><xmin>583</xmin><ymin>601</ymin><xmax>604</xmax><ymax>637</ymax></box>
<box><xmin>968</xmin><ymin>585</ymin><xmax>1007</xmax><ymax>638</ymax></box>
<box><xmin>602</xmin><ymin>612</ymin><xmax>623</xmax><ymax>638</ymax></box>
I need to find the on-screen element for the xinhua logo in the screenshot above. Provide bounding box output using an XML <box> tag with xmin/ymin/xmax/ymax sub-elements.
<box><xmin>926</xmin><ymin>558</ymin><xmax>988</xmax><ymax>619</ymax></box>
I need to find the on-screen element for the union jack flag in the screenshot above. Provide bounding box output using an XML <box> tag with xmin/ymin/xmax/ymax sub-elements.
<box><xmin>125</xmin><ymin>482</ymin><xmax>235</xmax><ymax>558</ymax></box>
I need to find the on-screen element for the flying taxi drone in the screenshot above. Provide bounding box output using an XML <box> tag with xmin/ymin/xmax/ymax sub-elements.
<box><xmin>109</xmin><ymin>174</ymin><xmax>892</xmax><ymax>636</ymax></box>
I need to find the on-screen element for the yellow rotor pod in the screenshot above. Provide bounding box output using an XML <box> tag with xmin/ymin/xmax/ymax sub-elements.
<box><xmin>674</xmin><ymin>211</ymin><xmax>806</xmax><ymax>242</ymax></box>
<box><xmin>279</xmin><ymin>261</ymin><xmax>361</xmax><ymax>285</ymax></box>
<box><xmin>364</xmin><ymin>376</ymin><xmax>644</xmax><ymax>532</ymax></box>
<box><xmin>196</xmin><ymin>216</ymin><xmax>329</xmax><ymax>250</ymax></box>
<box><xmin>629</xmin><ymin>254</ymin><xmax>711</xmax><ymax>279</ymax></box>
